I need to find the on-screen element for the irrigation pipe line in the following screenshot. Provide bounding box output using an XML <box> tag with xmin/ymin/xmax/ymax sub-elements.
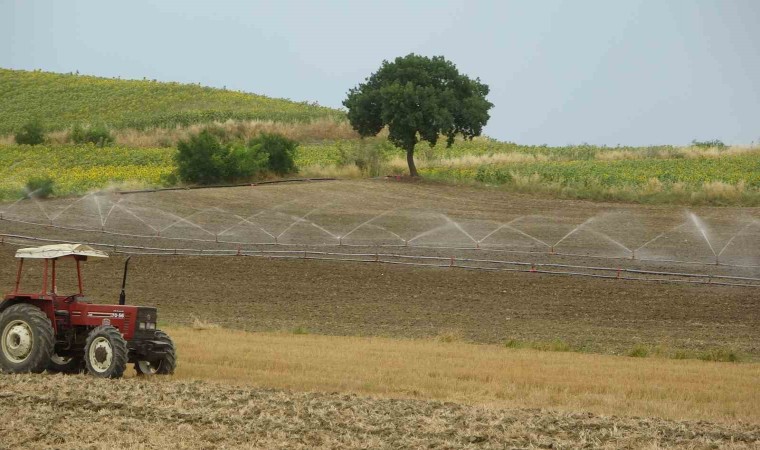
<box><xmin>2</xmin><ymin>234</ymin><xmax>758</xmax><ymax>289</ymax></box>
<box><xmin>3</xmin><ymin>230</ymin><xmax>756</xmax><ymax>280</ymax></box>
<box><xmin>2</xmin><ymin>217</ymin><xmax>759</xmax><ymax>271</ymax></box>
<box><xmin>115</xmin><ymin>177</ymin><xmax>338</xmax><ymax>195</ymax></box>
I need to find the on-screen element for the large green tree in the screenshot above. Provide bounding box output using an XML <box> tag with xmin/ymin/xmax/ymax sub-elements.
<box><xmin>343</xmin><ymin>54</ymin><xmax>493</xmax><ymax>177</ymax></box>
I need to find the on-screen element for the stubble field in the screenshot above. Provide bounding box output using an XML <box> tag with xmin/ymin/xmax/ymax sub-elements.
<box><xmin>1</xmin><ymin>373</ymin><xmax>759</xmax><ymax>450</ymax></box>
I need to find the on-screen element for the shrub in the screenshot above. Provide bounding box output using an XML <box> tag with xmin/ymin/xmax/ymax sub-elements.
<box><xmin>175</xmin><ymin>130</ymin><xmax>268</xmax><ymax>184</ymax></box>
<box><xmin>627</xmin><ymin>344</ymin><xmax>650</xmax><ymax>358</ymax></box>
<box><xmin>14</xmin><ymin>120</ymin><xmax>45</xmax><ymax>145</ymax></box>
<box><xmin>337</xmin><ymin>140</ymin><xmax>389</xmax><ymax>177</ymax></box>
<box><xmin>249</xmin><ymin>133</ymin><xmax>298</xmax><ymax>176</ymax></box>
<box><xmin>291</xmin><ymin>326</ymin><xmax>309</xmax><ymax>335</ymax></box>
<box><xmin>25</xmin><ymin>175</ymin><xmax>55</xmax><ymax>198</ymax></box>
<box><xmin>71</xmin><ymin>123</ymin><xmax>115</xmax><ymax>146</ymax></box>
<box><xmin>698</xmin><ymin>348</ymin><xmax>741</xmax><ymax>362</ymax></box>
<box><xmin>691</xmin><ymin>139</ymin><xmax>726</xmax><ymax>149</ymax></box>
<box><xmin>228</xmin><ymin>141</ymin><xmax>269</xmax><ymax>180</ymax></box>
<box><xmin>504</xmin><ymin>339</ymin><xmax>523</xmax><ymax>349</ymax></box>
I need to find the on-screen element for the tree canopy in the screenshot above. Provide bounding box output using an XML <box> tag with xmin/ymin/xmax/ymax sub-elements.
<box><xmin>343</xmin><ymin>54</ymin><xmax>493</xmax><ymax>176</ymax></box>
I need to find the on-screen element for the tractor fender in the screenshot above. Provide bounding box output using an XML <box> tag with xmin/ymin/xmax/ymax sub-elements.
<box><xmin>0</xmin><ymin>298</ymin><xmax>56</xmax><ymax>329</ymax></box>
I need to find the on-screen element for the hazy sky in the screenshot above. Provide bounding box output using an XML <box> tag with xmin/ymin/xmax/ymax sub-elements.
<box><xmin>2</xmin><ymin>0</ymin><xmax>759</xmax><ymax>145</ymax></box>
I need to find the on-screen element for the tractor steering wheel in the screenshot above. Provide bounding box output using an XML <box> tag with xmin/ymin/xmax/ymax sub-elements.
<box><xmin>63</xmin><ymin>294</ymin><xmax>79</xmax><ymax>303</ymax></box>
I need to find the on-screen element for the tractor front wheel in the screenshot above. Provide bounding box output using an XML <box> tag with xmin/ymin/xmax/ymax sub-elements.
<box><xmin>0</xmin><ymin>304</ymin><xmax>55</xmax><ymax>374</ymax></box>
<box><xmin>84</xmin><ymin>326</ymin><xmax>128</xmax><ymax>378</ymax></box>
<box><xmin>135</xmin><ymin>330</ymin><xmax>176</xmax><ymax>376</ymax></box>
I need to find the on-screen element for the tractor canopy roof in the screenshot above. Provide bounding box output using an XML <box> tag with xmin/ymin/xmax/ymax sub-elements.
<box><xmin>15</xmin><ymin>244</ymin><xmax>109</xmax><ymax>260</ymax></box>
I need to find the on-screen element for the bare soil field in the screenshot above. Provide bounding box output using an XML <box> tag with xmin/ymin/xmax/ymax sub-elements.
<box><xmin>1</xmin><ymin>180</ymin><xmax>759</xmax><ymax>358</ymax></box>
<box><xmin>1</xmin><ymin>374</ymin><xmax>758</xmax><ymax>450</ymax></box>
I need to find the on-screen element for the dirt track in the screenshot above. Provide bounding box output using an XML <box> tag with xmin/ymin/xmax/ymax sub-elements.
<box><xmin>1</xmin><ymin>374</ymin><xmax>758</xmax><ymax>449</ymax></box>
<box><xmin>1</xmin><ymin>180</ymin><xmax>759</xmax><ymax>358</ymax></box>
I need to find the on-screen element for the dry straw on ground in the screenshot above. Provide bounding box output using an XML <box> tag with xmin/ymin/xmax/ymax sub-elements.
<box><xmin>162</xmin><ymin>326</ymin><xmax>760</xmax><ymax>424</ymax></box>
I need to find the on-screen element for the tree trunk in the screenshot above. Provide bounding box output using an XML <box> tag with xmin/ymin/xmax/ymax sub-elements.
<box><xmin>406</xmin><ymin>146</ymin><xmax>419</xmax><ymax>177</ymax></box>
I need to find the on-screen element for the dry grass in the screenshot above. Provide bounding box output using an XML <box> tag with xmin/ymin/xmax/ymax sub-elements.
<box><xmin>111</xmin><ymin>117</ymin><xmax>358</xmax><ymax>147</ymax></box>
<box><xmin>298</xmin><ymin>163</ymin><xmax>364</xmax><ymax>179</ymax></box>
<box><xmin>380</xmin><ymin>153</ymin><xmax>549</xmax><ymax>174</ymax></box>
<box><xmin>698</xmin><ymin>180</ymin><xmax>748</xmax><ymax>203</ymax></box>
<box><xmin>596</xmin><ymin>145</ymin><xmax>760</xmax><ymax>161</ymax></box>
<box><xmin>1</xmin><ymin>117</ymin><xmax>359</xmax><ymax>147</ymax></box>
<box><xmin>162</xmin><ymin>326</ymin><xmax>760</xmax><ymax>424</ymax></box>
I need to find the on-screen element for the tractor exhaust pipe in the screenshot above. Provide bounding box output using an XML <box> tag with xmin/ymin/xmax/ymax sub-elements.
<box><xmin>119</xmin><ymin>256</ymin><xmax>131</xmax><ymax>306</ymax></box>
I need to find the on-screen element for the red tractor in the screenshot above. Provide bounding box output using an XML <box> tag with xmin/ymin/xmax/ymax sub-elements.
<box><xmin>0</xmin><ymin>244</ymin><xmax>175</xmax><ymax>378</ymax></box>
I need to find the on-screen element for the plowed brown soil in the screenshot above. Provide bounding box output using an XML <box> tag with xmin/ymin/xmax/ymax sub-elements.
<box><xmin>1</xmin><ymin>180</ymin><xmax>758</xmax><ymax>357</ymax></box>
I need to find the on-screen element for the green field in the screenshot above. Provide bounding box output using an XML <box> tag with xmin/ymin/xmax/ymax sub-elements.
<box><xmin>421</xmin><ymin>154</ymin><xmax>760</xmax><ymax>205</ymax></box>
<box><xmin>0</xmin><ymin>68</ymin><xmax>343</xmax><ymax>133</ymax></box>
<box><xmin>2</xmin><ymin>141</ymin><xmax>758</xmax><ymax>205</ymax></box>
<box><xmin>1</xmin><ymin>68</ymin><xmax>758</xmax><ymax>206</ymax></box>
<box><xmin>0</xmin><ymin>145</ymin><xmax>173</xmax><ymax>200</ymax></box>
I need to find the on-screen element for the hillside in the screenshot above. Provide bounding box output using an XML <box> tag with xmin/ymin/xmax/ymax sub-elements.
<box><xmin>1</xmin><ymin>68</ymin><xmax>758</xmax><ymax>206</ymax></box>
<box><xmin>0</xmin><ymin>68</ymin><xmax>345</xmax><ymax>133</ymax></box>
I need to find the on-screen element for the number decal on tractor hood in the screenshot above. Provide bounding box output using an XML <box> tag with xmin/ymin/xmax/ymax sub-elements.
<box><xmin>87</xmin><ymin>312</ymin><xmax>125</xmax><ymax>319</ymax></box>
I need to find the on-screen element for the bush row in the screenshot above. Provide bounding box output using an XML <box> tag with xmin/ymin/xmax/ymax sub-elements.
<box><xmin>174</xmin><ymin>131</ymin><xmax>298</xmax><ymax>184</ymax></box>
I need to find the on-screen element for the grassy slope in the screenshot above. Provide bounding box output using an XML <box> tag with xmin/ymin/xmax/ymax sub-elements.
<box><xmin>0</xmin><ymin>68</ymin><xmax>344</xmax><ymax>133</ymax></box>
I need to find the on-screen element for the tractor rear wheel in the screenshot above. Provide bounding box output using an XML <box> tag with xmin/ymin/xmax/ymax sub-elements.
<box><xmin>84</xmin><ymin>325</ymin><xmax>128</xmax><ymax>378</ymax></box>
<box><xmin>135</xmin><ymin>330</ymin><xmax>176</xmax><ymax>376</ymax></box>
<box><xmin>48</xmin><ymin>353</ymin><xmax>84</xmax><ymax>374</ymax></box>
<box><xmin>0</xmin><ymin>304</ymin><xmax>55</xmax><ymax>374</ymax></box>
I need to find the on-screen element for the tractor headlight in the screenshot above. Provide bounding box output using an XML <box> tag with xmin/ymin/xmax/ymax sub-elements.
<box><xmin>139</xmin><ymin>322</ymin><xmax>146</xmax><ymax>330</ymax></box>
<box><xmin>147</xmin><ymin>323</ymin><xmax>156</xmax><ymax>330</ymax></box>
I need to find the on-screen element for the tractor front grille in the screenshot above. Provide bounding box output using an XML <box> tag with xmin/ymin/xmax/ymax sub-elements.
<box><xmin>132</xmin><ymin>307</ymin><xmax>158</xmax><ymax>340</ymax></box>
